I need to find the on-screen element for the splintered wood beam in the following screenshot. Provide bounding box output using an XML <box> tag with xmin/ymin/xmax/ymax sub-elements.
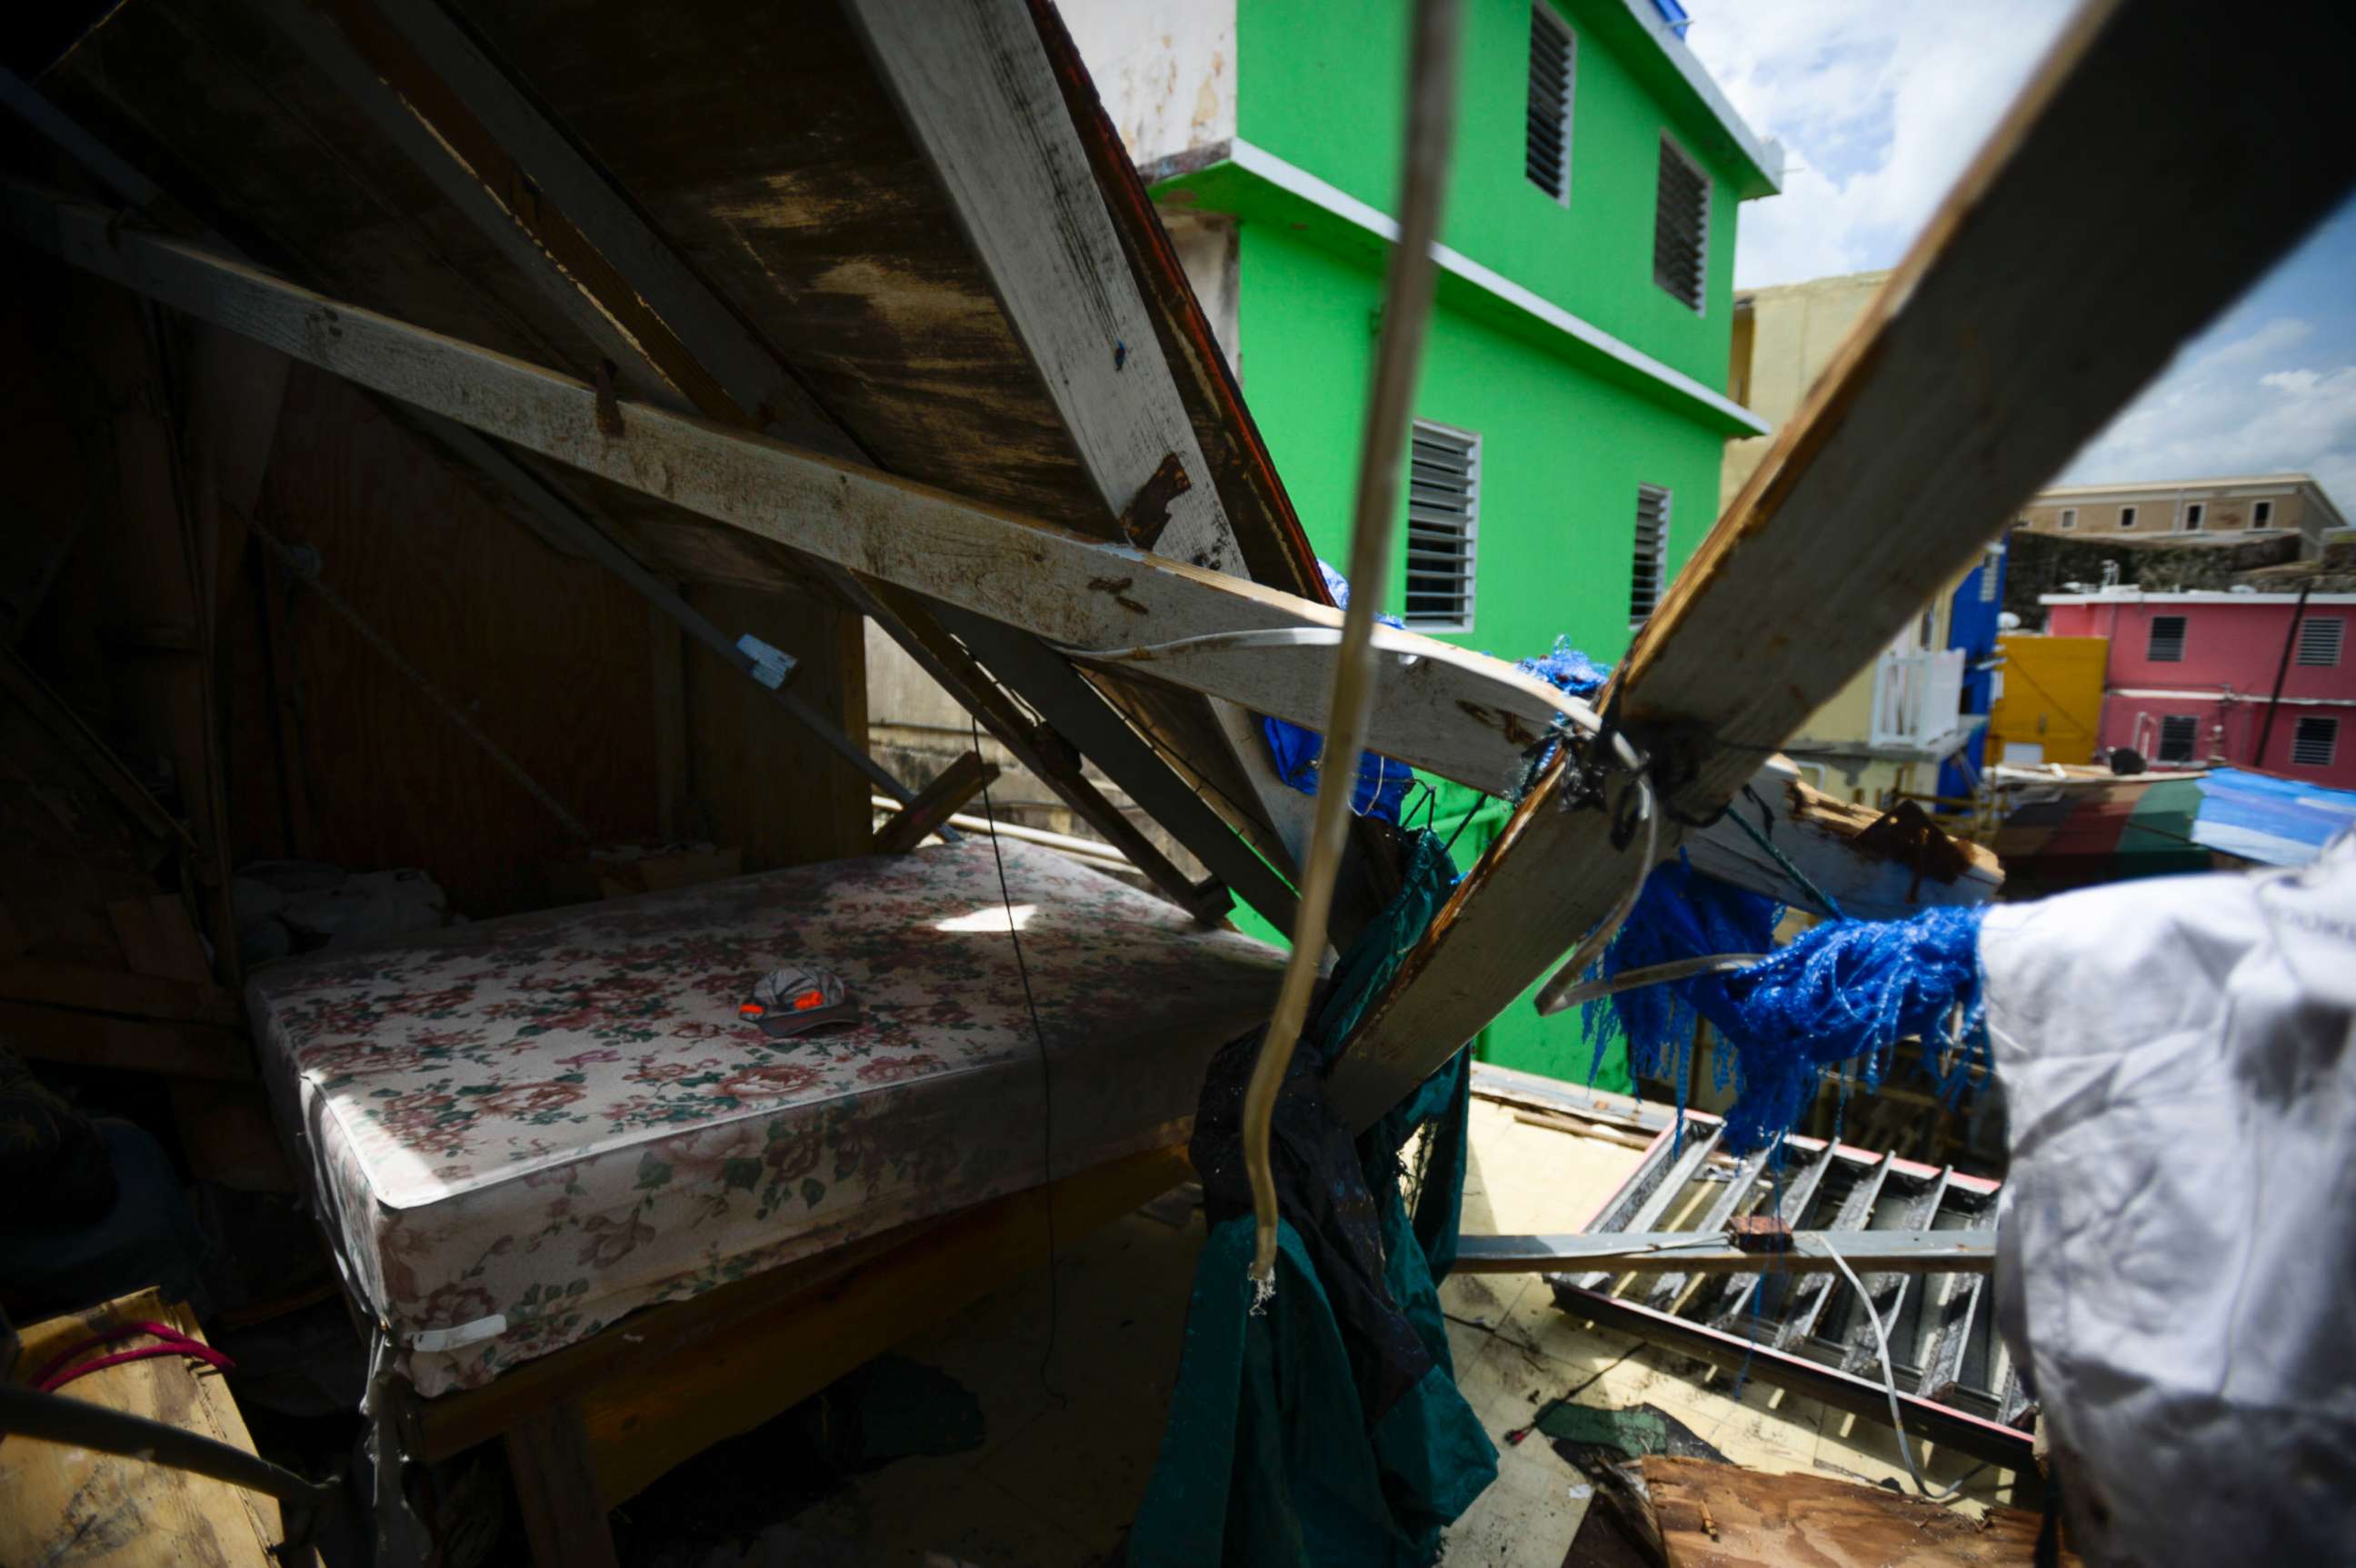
<box><xmin>348</xmin><ymin>0</ymin><xmax>861</xmax><ymax>459</ymax></box>
<box><xmin>938</xmin><ymin>606</ymin><xmax>1302</xmax><ymax>933</ymax></box>
<box><xmin>277</xmin><ymin>5</ymin><xmax>1305</xmax><ymax>900</ymax></box>
<box><xmin>872</xmin><ymin>751</ymin><xmax>998</xmax><ymax>854</ymax></box>
<box><xmin>844</xmin><ymin>0</ymin><xmax>1331</xmax><ymax>900</ymax></box>
<box><xmin>830</xmin><ymin>569</ymin><xmax>1225</xmax><ymax>920</ymax></box>
<box><xmin>0</xmin><ymin>185</ymin><xmax>1589</xmax><ymax>794</ymax></box>
<box><xmin>843</xmin><ymin>0</ymin><xmax>1243</xmax><ymax>574</ymax></box>
<box><xmin>1325</xmin><ymin>0</ymin><xmax>2356</xmax><ymax>1130</ymax></box>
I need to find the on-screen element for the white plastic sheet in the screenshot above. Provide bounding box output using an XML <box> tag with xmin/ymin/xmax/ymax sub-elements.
<box><xmin>1981</xmin><ymin>832</ymin><xmax>2356</xmax><ymax>1565</ymax></box>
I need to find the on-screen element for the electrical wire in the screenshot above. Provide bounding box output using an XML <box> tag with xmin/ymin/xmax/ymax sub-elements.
<box><xmin>1818</xmin><ymin>1230</ymin><xmax>1982</xmax><ymax>1502</ymax></box>
<box><xmin>973</xmin><ymin>715</ymin><xmax>1063</xmax><ymax>1403</ymax></box>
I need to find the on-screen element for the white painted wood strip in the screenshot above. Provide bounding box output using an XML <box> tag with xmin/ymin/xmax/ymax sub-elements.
<box><xmin>249</xmin><ymin>0</ymin><xmax>686</xmax><ymax>412</ymax></box>
<box><xmin>844</xmin><ymin>0</ymin><xmax>1239</xmax><ymax>576</ymax></box>
<box><xmin>1455</xmin><ymin>1227</ymin><xmax>1993</xmax><ymax>1277</ymax></box>
<box><xmin>0</xmin><ymin>188</ymin><xmax>1601</xmax><ymax>795</ymax></box>
<box><xmin>366</xmin><ymin>0</ymin><xmax>856</xmax><ymax>458</ymax></box>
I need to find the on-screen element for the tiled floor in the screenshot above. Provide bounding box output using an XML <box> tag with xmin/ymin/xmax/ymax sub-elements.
<box><xmin>684</xmin><ymin>1098</ymin><xmax>2016</xmax><ymax>1565</ymax></box>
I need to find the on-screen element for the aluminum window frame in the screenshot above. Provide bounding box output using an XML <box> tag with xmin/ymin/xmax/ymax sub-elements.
<box><xmin>1525</xmin><ymin>5</ymin><xmax>1576</xmax><ymax>205</ymax></box>
<box><xmin>1402</xmin><ymin>418</ymin><xmax>1481</xmax><ymax>634</ymax></box>
<box><xmin>1652</xmin><ymin>131</ymin><xmax>1710</xmax><ymax>315</ymax></box>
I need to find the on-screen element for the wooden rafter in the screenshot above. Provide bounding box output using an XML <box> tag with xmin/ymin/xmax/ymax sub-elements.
<box><xmin>1325</xmin><ymin>0</ymin><xmax>2356</xmax><ymax>1128</ymax></box>
<box><xmin>0</xmin><ymin>185</ymin><xmax>1599</xmax><ymax>790</ymax></box>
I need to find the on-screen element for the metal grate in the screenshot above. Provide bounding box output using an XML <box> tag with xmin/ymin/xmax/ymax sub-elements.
<box><xmin>2297</xmin><ymin>615</ymin><xmax>2343</xmax><ymax>667</ymax></box>
<box><xmin>1652</xmin><ymin>135</ymin><xmax>1708</xmax><ymax>311</ymax></box>
<box><xmin>2158</xmin><ymin>714</ymin><xmax>2199</xmax><ymax>763</ymax></box>
<box><xmin>1525</xmin><ymin>6</ymin><xmax>1574</xmax><ymax>203</ymax></box>
<box><xmin>1630</xmin><ymin>484</ymin><xmax>1672</xmax><ymax>625</ymax></box>
<box><xmin>1546</xmin><ymin>1111</ymin><xmax>2033</xmax><ymax>1470</ymax></box>
<box><xmin>2292</xmin><ymin>715</ymin><xmax>2339</xmax><ymax>767</ymax></box>
<box><xmin>1403</xmin><ymin>421</ymin><xmax>1479</xmax><ymax>632</ymax></box>
<box><xmin>2147</xmin><ymin>614</ymin><xmax>2186</xmax><ymax>662</ymax></box>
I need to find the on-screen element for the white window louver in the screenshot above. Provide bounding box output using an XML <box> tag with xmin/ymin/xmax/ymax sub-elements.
<box><xmin>2158</xmin><ymin>714</ymin><xmax>2199</xmax><ymax>764</ymax></box>
<box><xmin>1403</xmin><ymin>421</ymin><xmax>1479</xmax><ymax>633</ymax></box>
<box><xmin>2147</xmin><ymin>614</ymin><xmax>2187</xmax><ymax>663</ymax></box>
<box><xmin>2296</xmin><ymin>616</ymin><xmax>2343</xmax><ymax>667</ymax></box>
<box><xmin>1525</xmin><ymin>7</ymin><xmax>1574</xmax><ymax>203</ymax></box>
<box><xmin>1631</xmin><ymin>484</ymin><xmax>1672</xmax><ymax>625</ymax></box>
<box><xmin>2291</xmin><ymin>716</ymin><xmax>2338</xmax><ymax>768</ymax></box>
<box><xmin>1652</xmin><ymin>135</ymin><xmax>1708</xmax><ymax>312</ymax></box>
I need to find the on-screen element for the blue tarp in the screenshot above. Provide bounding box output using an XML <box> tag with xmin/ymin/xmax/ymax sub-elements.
<box><xmin>2191</xmin><ymin>767</ymin><xmax>2356</xmax><ymax>866</ymax></box>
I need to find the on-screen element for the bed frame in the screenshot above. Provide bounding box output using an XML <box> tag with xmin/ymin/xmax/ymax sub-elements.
<box><xmin>392</xmin><ymin>1144</ymin><xmax>1189</xmax><ymax>1565</ymax></box>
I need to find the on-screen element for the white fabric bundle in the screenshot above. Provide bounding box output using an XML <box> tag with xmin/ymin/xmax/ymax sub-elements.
<box><xmin>1981</xmin><ymin>832</ymin><xmax>2356</xmax><ymax>1565</ymax></box>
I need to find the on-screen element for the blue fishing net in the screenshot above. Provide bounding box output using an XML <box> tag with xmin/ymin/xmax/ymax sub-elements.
<box><xmin>1582</xmin><ymin>854</ymin><xmax>1783</xmax><ymax>1124</ymax></box>
<box><xmin>1705</xmin><ymin>905</ymin><xmax>1988</xmax><ymax>1153</ymax></box>
<box><xmin>1583</xmin><ymin>860</ymin><xmax>1990</xmax><ymax>1155</ymax></box>
<box><xmin>1258</xmin><ymin>561</ymin><xmax>1414</xmax><ymax>822</ymax></box>
<box><xmin>1515</xmin><ymin>636</ymin><xmax>1610</xmax><ymax>699</ymax></box>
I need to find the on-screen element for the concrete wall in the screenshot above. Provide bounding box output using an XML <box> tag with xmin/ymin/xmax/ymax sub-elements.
<box><xmin>2015</xmin><ymin>482</ymin><xmax>2324</xmax><ymax>546</ymax></box>
<box><xmin>1057</xmin><ymin>0</ymin><xmax>1236</xmax><ymax>170</ymax></box>
<box><xmin>1721</xmin><ymin>269</ymin><xmax>1889</xmax><ymax>513</ymax></box>
<box><xmin>1236</xmin><ymin>0</ymin><xmax>1756</xmax><ymax>393</ymax></box>
<box><xmin>2047</xmin><ymin>596</ymin><xmax>2356</xmax><ymax>698</ymax></box>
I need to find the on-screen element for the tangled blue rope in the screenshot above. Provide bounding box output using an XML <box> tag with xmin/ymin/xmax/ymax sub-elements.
<box><xmin>1584</xmin><ymin>857</ymin><xmax>1989</xmax><ymax>1154</ymax></box>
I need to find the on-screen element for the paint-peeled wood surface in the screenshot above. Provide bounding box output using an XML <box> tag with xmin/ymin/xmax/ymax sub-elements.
<box><xmin>39</xmin><ymin>0</ymin><xmax>792</xmax><ymax>595</ymax></box>
<box><xmin>442</xmin><ymin>0</ymin><xmax>1105</xmax><ymax>534</ymax></box>
<box><xmin>1641</xmin><ymin>1454</ymin><xmax>2071</xmax><ymax>1567</ymax></box>
<box><xmin>239</xmin><ymin>367</ymin><xmax>663</xmax><ymax>913</ymax></box>
<box><xmin>0</xmin><ymin>1290</ymin><xmax>289</xmax><ymax>1568</ymax></box>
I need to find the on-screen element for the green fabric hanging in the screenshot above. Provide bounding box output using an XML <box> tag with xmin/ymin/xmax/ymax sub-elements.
<box><xmin>1129</xmin><ymin>829</ymin><xmax>1497</xmax><ymax>1567</ymax></box>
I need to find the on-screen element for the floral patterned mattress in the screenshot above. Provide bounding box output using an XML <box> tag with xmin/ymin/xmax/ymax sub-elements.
<box><xmin>248</xmin><ymin>841</ymin><xmax>1283</xmax><ymax>1396</ymax></box>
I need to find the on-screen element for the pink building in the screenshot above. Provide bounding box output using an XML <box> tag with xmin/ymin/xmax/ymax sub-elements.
<box><xmin>2042</xmin><ymin>591</ymin><xmax>2356</xmax><ymax>786</ymax></box>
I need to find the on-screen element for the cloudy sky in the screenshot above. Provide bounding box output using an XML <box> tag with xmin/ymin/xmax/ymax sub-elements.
<box><xmin>1684</xmin><ymin>2</ymin><xmax>2356</xmax><ymax>513</ymax></box>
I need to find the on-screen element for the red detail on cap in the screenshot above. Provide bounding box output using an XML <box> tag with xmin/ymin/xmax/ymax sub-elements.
<box><xmin>792</xmin><ymin>988</ymin><xmax>827</xmax><ymax>1012</ymax></box>
<box><xmin>738</xmin><ymin>1003</ymin><xmax>766</xmax><ymax>1017</ymax></box>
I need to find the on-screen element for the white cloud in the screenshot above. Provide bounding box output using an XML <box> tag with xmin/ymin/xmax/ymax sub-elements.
<box><xmin>2062</xmin><ymin>329</ymin><xmax>2356</xmax><ymax>504</ymax></box>
<box><xmin>1684</xmin><ymin>2</ymin><xmax>2075</xmax><ymax>289</ymax></box>
<box><xmin>1685</xmin><ymin>4</ymin><xmax>2356</xmax><ymax>515</ymax></box>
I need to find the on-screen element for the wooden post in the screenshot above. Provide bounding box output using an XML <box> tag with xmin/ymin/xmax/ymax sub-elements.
<box><xmin>504</xmin><ymin>1401</ymin><xmax>621</xmax><ymax>1568</ymax></box>
<box><xmin>873</xmin><ymin>751</ymin><xmax>1000</xmax><ymax>854</ymax></box>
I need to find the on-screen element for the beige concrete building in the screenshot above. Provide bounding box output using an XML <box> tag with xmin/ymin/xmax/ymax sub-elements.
<box><xmin>1724</xmin><ymin>269</ymin><xmax>1982</xmax><ymax>804</ymax></box>
<box><xmin>2013</xmin><ymin>474</ymin><xmax>2344</xmax><ymax>553</ymax></box>
<box><xmin>1721</xmin><ymin>269</ymin><xmax>1890</xmax><ymax>514</ymax></box>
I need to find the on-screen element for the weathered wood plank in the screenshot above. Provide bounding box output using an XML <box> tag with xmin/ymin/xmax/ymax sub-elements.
<box><xmin>844</xmin><ymin>0</ymin><xmax>1241</xmax><ymax>577</ymax></box>
<box><xmin>0</xmin><ymin>1291</ymin><xmax>287</xmax><ymax>1568</ymax></box>
<box><xmin>845</xmin><ymin>0</ymin><xmax>1329</xmax><ymax>897</ymax></box>
<box><xmin>1328</xmin><ymin>0</ymin><xmax>2356</xmax><ymax>1128</ymax></box>
<box><xmin>1641</xmin><ymin>1455</ymin><xmax>2072</xmax><ymax>1567</ymax></box>
<box><xmin>940</xmin><ymin>606</ymin><xmax>1302</xmax><ymax>932</ymax></box>
<box><xmin>505</xmin><ymin>1401</ymin><xmax>621</xmax><ymax>1568</ymax></box>
<box><xmin>835</xmin><ymin>569</ymin><xmax>1222</xmax><ymax>919</ymax></box>
<box><xmin>873</xmin><ymin>750</ymin><xmax>997</xmax><ymax>854</ymax></box>
<box><xmin>0</xmin><ymin>185</ymin><xmax>1596</xmax><ymax>794</ymax></box>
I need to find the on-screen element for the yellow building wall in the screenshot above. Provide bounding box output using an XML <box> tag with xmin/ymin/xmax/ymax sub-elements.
<box><xmin>1987</xmin><ymin>634</ymin><xmax>2107</xmax><ymax>766</ymax></box>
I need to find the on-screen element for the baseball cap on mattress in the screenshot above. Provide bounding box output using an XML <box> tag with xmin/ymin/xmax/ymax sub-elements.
<box><xmin>739</xmin><ymin>965</ymin><xmax>859</xmax><ymax>1038</ymax></box>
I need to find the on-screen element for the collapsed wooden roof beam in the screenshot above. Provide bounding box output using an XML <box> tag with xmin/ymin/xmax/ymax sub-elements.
<box><xmin>304</xmin><ymin>0</ymin><xmax>1303</xmax><ymax>915</ymax></box>
<box><xmin>0</xmin><ymin>182</ymin><xmax>1594</xmax><ymax>784</ymax></box>
<box><xmin>844</xmin><ymin>0</ymin><xmax>1336</xmax><ymax>904</ymax></box>
<box><xmin>1324</xmin><ymin>0</ymin><xmax>2356</xmax><ymax>1129</ymax></box>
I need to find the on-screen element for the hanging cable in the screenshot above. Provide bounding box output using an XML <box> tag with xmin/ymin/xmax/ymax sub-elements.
<box><xmin>1818</xmin><ymin>1231</ymin><xmax>1983</xmax><ymax>1502</ymax></box>
<box><xmin>973</xmin><ymin>716</ymin><xmax>1063</xmax><ymax>1402</ymax></box>
<box><xmin>1239</xmin><ymin>0</ymin><xmax>1465</xmax><ymax>1293</ymax></box>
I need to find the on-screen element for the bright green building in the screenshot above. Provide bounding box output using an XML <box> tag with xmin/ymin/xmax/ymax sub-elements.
<box><xmin>1064</xmin><ymin>0</ymin><xmax>1781</xmax><ymax>1084</ymax></box>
